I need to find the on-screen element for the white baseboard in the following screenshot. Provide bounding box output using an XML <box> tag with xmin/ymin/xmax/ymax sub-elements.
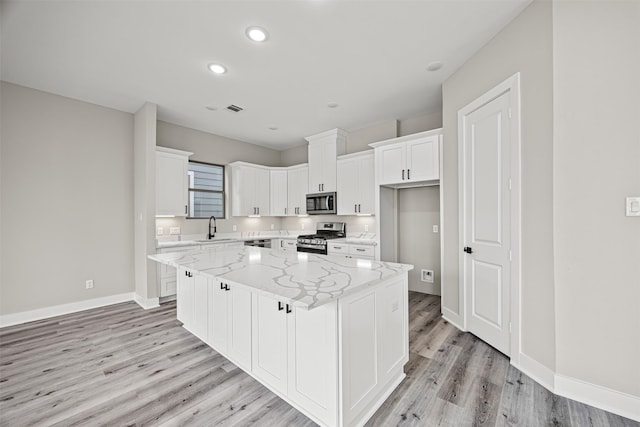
<box><xmin>441</xmin><ymin>307</ymin><xmax>465</xmax><ymax>331</ymax></box>
<box><xmin>555</xmin><ymin>374</ymin><xmax>640</xmax><ymax>422</ymax></box>
<box><xmin>514</xmin><ymin>352</ymin><xmax>640</xmax><ymax>422</ymax></box>
<box><xmin>514</xmin><ymin>352</ymin><xmax>555</xmax><ymax>392</ymax></box>
<box><xmin>133</xmin><ymin>294</ymin><xmax>160</xmax><ymax>310</ymax></box>
<box><xmin>0</xmin><ymin>292</ymin><xmax>135</xmax><ymax>328</ymax></box>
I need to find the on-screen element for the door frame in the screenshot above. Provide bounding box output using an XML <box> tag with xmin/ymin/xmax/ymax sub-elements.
<box><xmin>457</xmin><ymin>73</ymin><xmax>522</xmax><ymax>361</ymax></box>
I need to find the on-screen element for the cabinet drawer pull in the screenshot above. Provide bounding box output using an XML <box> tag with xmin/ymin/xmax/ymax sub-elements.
<box><xmin>356</xmin><ymin>248</ymin><xmax>365</xmax><ymax>252</ymax></box>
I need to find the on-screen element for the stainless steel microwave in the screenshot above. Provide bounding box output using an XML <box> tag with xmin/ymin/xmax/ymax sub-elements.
<box><xmin>306</xmin><ymin>192</ymin><xmax>337</xmax><ymax>215</ymax></box>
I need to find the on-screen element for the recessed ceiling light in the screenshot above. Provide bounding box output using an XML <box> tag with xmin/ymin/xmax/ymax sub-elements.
<box><xmin>205</xmin><ymin>105</ymin><xmax>217</xmax><ymax>111</ymax></box>
<box><xmin>246</xmin><ymin>26</ymin><xmax>269</xmax><ymax>42</ymax></box>
<box><xmin>268</xmin><ymin>126</ymin><xmax>278</xmax><ymax>131</ymax></box>
<box><xmin>426</xmin><ymin>61</ymin><xmax>443</xmax><ymax>72</ymax></box>
<box><xmin>208</xmin><ymin>63</ymin><xmax>227</xmax><ymax>74</ymax></box>
<box><xmin>327</xmin><ymin>102</ymin><xmax>339</xmax><ymax>108</ymax></box>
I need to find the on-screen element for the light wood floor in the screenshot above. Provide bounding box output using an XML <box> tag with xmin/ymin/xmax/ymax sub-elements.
<box><xmin>1</xmin><ymin>292</ymin><xmax>637</xmax><ymax>426</ymax></box>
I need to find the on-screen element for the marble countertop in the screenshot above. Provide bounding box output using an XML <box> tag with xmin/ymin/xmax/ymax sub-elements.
<box><xmin>149</xmin><ymin>246</ymin><xmax>411</xmax><ymax>309</ymax></box>
<box><xmin>330</xmin><ymin>238</ymin><xmax>378</xmax><ymax>246</ymax></box>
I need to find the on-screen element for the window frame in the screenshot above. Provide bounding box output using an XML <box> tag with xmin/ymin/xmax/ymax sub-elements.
<box><xmin>186</xmin><ymin>160</ymin><xmax>226</xmax><ymax>219</ymax></box>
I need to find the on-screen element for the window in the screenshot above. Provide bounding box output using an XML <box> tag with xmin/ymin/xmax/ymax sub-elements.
<box><xmin>187</xmin><ymin>161</ymin><xmax>225</xmax><ymax>219</ymax></box>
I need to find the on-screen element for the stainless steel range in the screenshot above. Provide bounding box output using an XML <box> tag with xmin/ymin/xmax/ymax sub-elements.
<box><xmin>296</xmin><ymin>222</ymin><xmax>346</xmax><ymax>255</ymax></box>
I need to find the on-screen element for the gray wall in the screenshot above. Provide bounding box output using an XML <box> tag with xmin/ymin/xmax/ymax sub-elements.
<box><xmin>442</xmin><ymin>0</ymin><xmax>555</xmax><ymax>368</ymax></box>
<box><xmin>398</xmin><ymin>186</ymin><xmax>441</xmax><ymax>294</ymax></box>
<box><xmin>552</xmin><ymin>0</ymin><xmax>640</xmax><ymax>397</ymax></box>
<box><xmin>0</xmin><ymin>82</ymin><xmax>135</xmax><ymax>314</ymax></box>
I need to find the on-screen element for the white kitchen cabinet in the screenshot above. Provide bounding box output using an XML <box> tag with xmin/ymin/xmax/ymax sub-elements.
<box><xmin>252</xmin><ymin>293</ymin><xmax>338</xmax><ymax>425</ymax></box>
<box><xmin>252</xmin><ymin>293</ymin><xmax>289</xmax><ymax>395</ymax></box>
<box><xmin>230</xmin><ymin>162</ymin><xmax>270</xmax><ymax>216</ymax></box>
<box><xmin>208</xmin><ymin>279</ymin><xmax>253</xmax><ymax>371</ymax></box>
<box><xmin>327</xmin><ymin>242</ymin><xmax>375</xmax><ymax>260</ymax></box>
<box><xmin>191</xmin><ymin>274</ymin><xmax>209</xmax><ymax>342</ymax></box>
<box><xmin>156</xmin><ymin>147</ymin><xmax>192</xmax><ymax>216</ymax></box>
<box><xmin>176</xmin><ymin>266</ymin><xmax>195</xmax><ymax>327</ymax></box>
<box><xmin>287</xmin><ymin>164</ymin><xmax>308</xmax><ymax>215</ymax></box>
<box><xmin>280</xmin><ymin>239</ymin><xmax>297</xmax><ymax>253</ymax></box>
<box><xmin>305</xmin><ymin>128</ymin><xmax>346</xmax><ymax>193</ymax></box>
<box><xmin>270</xmin><ymin>169</ymin><xmax>288</xmax><ymax>217</ymax></box>
<box><xmin>156</xmin><ymin>245</ymin><xmax>199</xmax><ymax>297</ymax></box>
<box><xmin>372</xmin><ymin>131</ymin><xmax>440</xmax><ymax>186</ymax></box>
<box><xmin>337</xmin><ymin>151</ymin><xmax>374</xmax><ymax>215</ymax></box>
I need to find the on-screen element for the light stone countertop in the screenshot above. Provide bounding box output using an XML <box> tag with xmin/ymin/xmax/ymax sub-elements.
<box><xmin>149</xmin><ymin>246</ymin><xmax>412</xmax><ymax>309</ymax></box>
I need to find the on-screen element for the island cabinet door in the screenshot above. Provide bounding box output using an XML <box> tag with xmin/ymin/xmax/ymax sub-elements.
<box><xmin>227</xmin><ymin>284</ymin><xmax>252</xmax><ymax>371</ymax></box>
<box><xmin>177</xmin><ymin>267</ymin><xmax>195</xmax><ymax>329</ymax></box>
<box><xmin>251</xmin><ymin>293</ymin><xmax>288</xmax><ymax>395</ymax></box>
<box><xmin>191</xmin><ymin>275</ymin><xmax>209</xmax><ymax>342</ymax></box>
<box><xmin>208</xmin><ymin>280</ymin><xmax>229</xmax><ymax>354</ymax></box>
<box><xmin>287</xmin><ymin>302</ymin><xmax>338</xmax><ymax>427</ymax></box>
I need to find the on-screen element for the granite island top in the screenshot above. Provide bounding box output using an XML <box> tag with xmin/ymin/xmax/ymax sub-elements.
<box><xmin>149</xmin><ymin>246</ymin><xmax>412</xmax><ymax>309</ymax></box>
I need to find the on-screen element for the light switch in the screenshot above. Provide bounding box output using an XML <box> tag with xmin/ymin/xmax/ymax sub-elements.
<box><xmin>626</xmin><ymin>197</ymin><xmax>640</xmax><ymax>217</ymax></box>
<box><xmin>157</xmin><ymin>227</ymin><xmax>163</xmax><ymax>235</ymax></box>
<box><xmin>433</xmin><ymin>225</ymin><xmax>439</xmax><ymax>233</ymax></box>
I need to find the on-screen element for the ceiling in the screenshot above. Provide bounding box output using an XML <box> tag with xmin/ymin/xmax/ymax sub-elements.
<box><xmin>1</xmin><ymin>0</ymin><xmax>532</xmax><ymax>150</ymax></box>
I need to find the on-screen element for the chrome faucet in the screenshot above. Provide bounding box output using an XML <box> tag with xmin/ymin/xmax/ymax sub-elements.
<box><xmin>208</xmin><ymin>215</ymin><xmax>216</xmax><ymax>239</ymax></box>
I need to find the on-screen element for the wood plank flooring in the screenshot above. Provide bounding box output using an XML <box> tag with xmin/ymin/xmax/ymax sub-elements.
<box><xmin>1</xmin><ymin>292</ymin><xmax>637</xmax><ymax>427</ymax></box>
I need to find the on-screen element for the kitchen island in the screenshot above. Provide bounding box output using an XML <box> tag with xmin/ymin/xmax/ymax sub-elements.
<box><xmin>149</xmin><ymin>246</ymin><xmax>413</xmax><ymax>427</ymax></box>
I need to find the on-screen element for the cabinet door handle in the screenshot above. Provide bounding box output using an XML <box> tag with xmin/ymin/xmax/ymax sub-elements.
<box><xmin>354</xmin><ymin>204</ymin><xmax>357</xmax><ymax>213</ymax></box>
<box><xmin>220</xmin><ymin>282</ymin><xmax>225</xmax><ymax>290</ymax></box>
<box><xmin>356</xmin><ymin>248</ymin><xmax>365</xmax><ymax>252</ymax></box>
<box><xmin>285</xmin><ymin>207</ymin><xmax>287</xmax><ymax>215</ymax></box>
<box><xmin>257</xmin><ymin>207</ymin><xmax>260</xmax><ymax>215</ymax></box>
<box><xmin>185</xmin><ymin>205</ymin><xmax>188</xmax><ymax>215</ymax></box>
<box><xmin>224</xmin><ymin>284</ymin><xmax>230</xmax><ymax>291</ymax></box>
<box><xmin>278</xmin><ymin>301</ymin><xmax>284</xmax><ymax>311</ymax></box>
<box><xmin>286</xmin><ymin>303</ymin><xmax>292</xmax><ymax>314</ymax></box>
<box><xmin>358</xmin><ymin>204</ymin><xmax>361</xmax><ymax>213</ymax></box>
<box><xmin>407</xmin><ymin>169</ymin><xmax>410</xmax><ymax>180</ymax></box>
<box><xmin>402</xmin><ymin>169</ymin><xmax>405</xmax><ymax>180</ymax></box>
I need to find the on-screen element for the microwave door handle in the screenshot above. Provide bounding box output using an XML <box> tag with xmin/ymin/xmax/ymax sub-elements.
<box><xmin>326</xmin><ymin>196</ymin><xmax>330</xmax><ymax>210</ymax></box>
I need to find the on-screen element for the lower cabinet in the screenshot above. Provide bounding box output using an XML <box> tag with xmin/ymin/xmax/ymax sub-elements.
<box><xmin>209</xmin><ymin>279</ymin><xmax>252</xmax><ymax>371</ymax></box>
<box><xmin>176</xmin><ymin>268</ymin><xmax>407</xmax><ymax>427</ymax></box>
<box><xmin>251</xmin><ymin>292</ymin><xmax>338</xmax><ymax>425</ymax></box>
<box><xmin>327</xmin><ymin>242</ymin><xmax>375</xmax><ymax>260</ymax></box>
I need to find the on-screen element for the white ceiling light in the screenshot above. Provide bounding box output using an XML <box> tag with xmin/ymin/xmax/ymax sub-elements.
<box><xmin>246</xmin><ymin>26</ymin><xmax>269</xmax><ymax>42</ymax></box>
<box><xmin>208</xmin><ymin>63</ymin><xmax>227</xmax><ymax>75</ymax></box>
<box><xmin>205</xmin><ymin>105</ymin><xmax>217</xmax><ymax>111</ymax></box>
<box><xmin>426</xmin><ymin>61</ymin><xmax>443</xmax><ymax>71</ymax></box>
<box><xmin>327</xmin><ymin>102</ymin><xmax>339</xmax><ymax>108</ymax></box>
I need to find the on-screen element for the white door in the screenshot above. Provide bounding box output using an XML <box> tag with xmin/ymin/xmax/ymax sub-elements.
<box><xmin>461</xmin><ymin>90</ymin><xmax>512</xmax><ymax>356</ymax></box>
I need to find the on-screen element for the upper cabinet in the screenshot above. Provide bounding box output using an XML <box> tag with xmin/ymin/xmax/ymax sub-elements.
<box><xmin>287</xmin><ymin>164</ymin><xmax>308</xmax><ymax>216</ymax></box>
<box><xmin>337</xmin><ymin>152</ymin><xmax>374</xmax><ymax>215</ymax></box>
<box><xmin>156</xmin><ymin>147</ymin><xmax>193</xmax><ymax>216</ymax></box>
<box><xmin>305</xmin><ymin>128</ymin><xmax>347</xmax><ymax>193</ymax></box>
<box><xmin>229</xmin><ymin>162</ymin><xmax>270</xmax><ymax>216</ymax></box>
<box><xmin>371</xmin><ymin>130</ymin><xmax>441</xmax><ymax>186</ymax></box>
<box><xmin>270</xmin><ymin>169</ymin><xmax>288</xmax><ymax>217</ymax></box>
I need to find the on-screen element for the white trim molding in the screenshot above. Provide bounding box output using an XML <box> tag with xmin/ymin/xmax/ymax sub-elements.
<box><xmin>514</xmin><ymin>353</ymin><xmax>640</xmax><ymax>422</ymax></box>
<box><xmin>514</xmin><ymin>352</ymin><xmax>556</xmax><ymax>392</ymax></box>
<box><xmin>0</xmin><ymin>292</ymin><xmax>135</xmax><ymax>328</ymax></box>
<box><xmin>441</xmin><ymin>307</ymin><xmax>465</xmax><ymax>332</ymax></box>
<box><xmin>133</xmin><ymin>294</ymin><xmax>160</xmax><ymax>310</ymax></box>
<box><xmin>555</xmin><ymin>374</ymin><xmax>640</xmax><ymax>422</ymax></box>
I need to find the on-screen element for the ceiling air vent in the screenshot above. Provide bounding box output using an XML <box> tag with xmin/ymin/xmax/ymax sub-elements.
<box><xmin>226</xmin><ymin>104</ymin><xmax>244</xmax><ymax>113</ymax></box>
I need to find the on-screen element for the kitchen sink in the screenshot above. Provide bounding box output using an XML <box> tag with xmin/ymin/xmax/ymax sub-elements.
<box><xmin>195</xmin><ymin>238</ymin><xmax>236</xmax><ymax>243</ymax></box>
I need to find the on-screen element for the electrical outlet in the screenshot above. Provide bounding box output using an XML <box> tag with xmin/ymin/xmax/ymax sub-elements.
<box><xmin>232</xmin><ymin>225</ymin><xmax>237</xmax><ymax>232</ymax></box>
<box><xmin>157</xmin><ymin>227</ymin><xmax>163</xmax><ymax>235</ymax></box>
<box><xmin>301</xmin><ymin>223</ymin><xmax>305</xmax><ymax>230</ymax></box>
<box><xmin>421</xmin><ymin>269</ymin><xmax>434</xmax><ymax>283</ymax></box>
<box><xmin>364</xmin><ymin>224</ymin><xmax>369</xmax><ymax>232</ymax></box>
<box><xmin>433</xmin><ymin>225</ymin><xmax>439</xmax><ymax>233</ymax></box>
<box><xmin>271</xmin><ymin>224</ymin><xmax>275</xmax><ymax>230</ymax></box>
<box><xmin>170</xmin><ymin>227</ymin><xmax>180</xmax><ymax>235</ymax></box>
<box><xmin>85</xmin><ymin>279</ymin><xmax>94</xmax><ymax>289</ymax></box>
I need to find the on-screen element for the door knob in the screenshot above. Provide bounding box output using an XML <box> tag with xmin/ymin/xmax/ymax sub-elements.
<box><xmin>463</xmin><ymin>247</ymin><xmax>473</xmax><ymax>254</ymax></box>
